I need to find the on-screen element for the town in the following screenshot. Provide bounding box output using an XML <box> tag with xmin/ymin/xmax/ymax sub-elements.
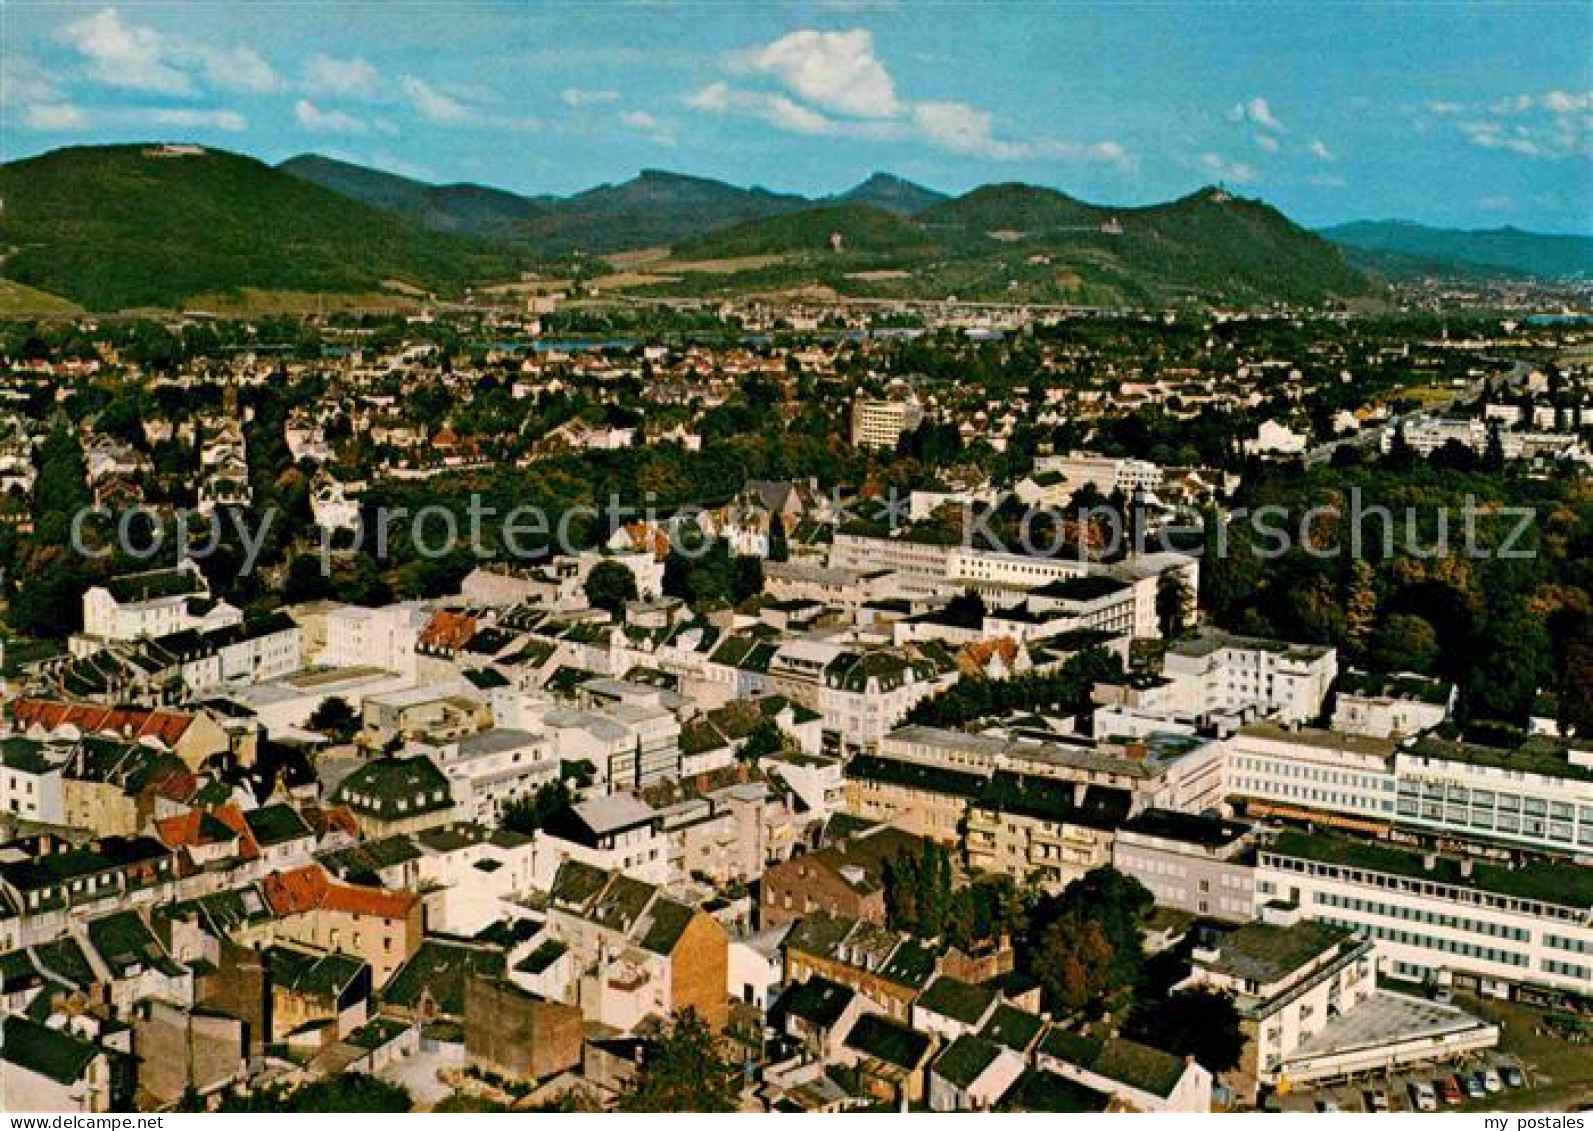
<box><xmin>0</xmin><ymin>298</ymin><xmax>1588</xmax><ymax>1113</ymax></box>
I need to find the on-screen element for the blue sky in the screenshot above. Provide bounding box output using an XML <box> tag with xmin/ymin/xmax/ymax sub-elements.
<box><xmin>3</xmin><ymin>2</ymin><xmax>1591</xmax><ymax>231</ymax></box>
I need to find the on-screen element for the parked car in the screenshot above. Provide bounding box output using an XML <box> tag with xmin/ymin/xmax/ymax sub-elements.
<box><xmin>1439</xmin><ymin>1077</ymin><xmax>1464</xmax><ymax>1106</ymax></box>
<box><xmin>1484</xmin><ymin>1068</ymin><xmax>1503</xmax><ymax>1093</ymax></box>
<box><xmin>1432</xmin><ymin>987</ymin><xmax>1454</xmax><ymax>1005</ymax></box>
<box><xmin>1317</xmin><ymin>1099</ymin><xmax>1342</xmax><ymax>1113</ymax></box>
<box><xmin>1367</xmin><ymin>1088</ymin><xmax>1390</xmax><ymax>1112</ymax></box>
<box><xmin>1411</xmin><ymin>1081</ymin><xmax>1438</xmax><ymax>1112</ymax></box>
<box><xmin>1502</xmin><ymin>1064</ymin><xmax>1526</xmax><ymax>1089</ymax></box>
<box><xmin>1466</xmin><ymin>1072</ymin><xmax>1488</xmax><ymax>1099</ymax></box>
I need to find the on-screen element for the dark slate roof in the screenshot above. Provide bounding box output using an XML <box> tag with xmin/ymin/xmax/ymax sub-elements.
<box><xmin>934</xmin><ymin>1035</ymin><xmax>1004</xmax><ymax>1089</ymax></box>
<box><xmin>1</xmin><ymin>1015</ymin><xmax>100</xmax><ymax>1085</ymax></box>
<box><xmin>843</xmin><ymin>1013</ymin><xmax>932</xmax><ymax>1070</ymax></box>
<box><xmin>844</xmin><ymin>754</ymin><xmax>988</xmax><ymax>800</ymax></box>
<box><xmin>979</xmin><ymin>1004</ymin><xmax>1046</xmax><ymax>1053</ymax></box>
<box><xmin>1001</xmin><ymin>1068</ymin><xmax>1113</xmax><ymax>1113</ymax></box>
<box><xmin>974</xmin><ymin>773</ymin><xmax>1132</xmax><ymax>830</ymax></box>
<box><xmin>243</xmin><ymin>803</ymin><xmax>313</xmax><ymax>847</ymax></box>
<box><xmin>780</xmin><ymin>975</ymin><xmax>856</xmax><ymax>1029</ymax></box>
<box><xmin>916</xmin><ymin>974</ymin><xmax>998</xmax><ymax>1025</ymax></box>
<box><xmin>380</xmin><ymin>940</ymin><xmax>505</xmax><ymax>1017</ymax></box>
<box><xmin>1038</xmin><ymin>1031</ymin><xmax>1188</xmax><ymax>1099</ymax></box>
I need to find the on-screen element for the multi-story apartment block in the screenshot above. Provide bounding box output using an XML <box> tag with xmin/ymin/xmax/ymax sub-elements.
<box><xmin>965</xmin><ymin>774</ymin><xmax>1131</xmax><ymax>891</ymax></box>
<box><xmin>850</xmin><ymin>396</ymin><xmax>923</xmax><ymax>450</ymax></box>
<box><xmin>1257</xmin><ymin>830</ymin><xmax>1593</xmax><ymax>1002</ymax></box>
<box><xmin>1226</xmin><ymin>724</ymin><xmax>1593</xmax><ymax>858</ymax></box>
<box><xmin>1111</xmin><ymin>809</ymin><xmax>1259</xmax><ymax>922</ymax></box>
<box><xmin>1161</xmin><ymin>631</ymin><xmax>1337</xmax><ymax>725</ymax></box>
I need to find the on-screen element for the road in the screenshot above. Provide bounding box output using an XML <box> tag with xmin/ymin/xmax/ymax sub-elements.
<box><xmin>1302</xmin><ymin>358</ymin><xmax>1535</xmax><ymax>467</ymax></box>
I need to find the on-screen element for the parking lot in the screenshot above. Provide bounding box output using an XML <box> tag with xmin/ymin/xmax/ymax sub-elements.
<box><xmin>1276</xmin><ymin>1052</ymin><xmax>1529</xmax><ymax>1113</ymax></box>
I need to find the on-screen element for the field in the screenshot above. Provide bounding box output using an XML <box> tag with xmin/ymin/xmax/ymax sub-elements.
<box><xmin>0</xmin><ymin>278</ymin><xmax>82</xmax><ymax>318</ymax></box>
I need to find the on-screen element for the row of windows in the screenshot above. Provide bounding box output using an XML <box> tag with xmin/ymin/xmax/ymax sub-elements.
<box><xmin>1546</xmin><ymin>933</ymin><xmax>1593</xmax><ymax>956</ymax></box>
<box><xmin>1232</xmin><ymin>756</ymin><xmax>1393</xmax><ymax>792</ymax></box>
<box><xmin>1317</xmin><ymin>915</ymin><xmax>1528</xmax><ymax>968</ymax></box>
<box><xmin>1397</xmin><ymin>799</ymin><xmax>1591</xmax><ymax>845</ymax></box>
<box><xmin>1314</xmin><ymin>890</ymin><xmax>1530</xmax><ymax>942</ymax></box>
<box><xmin>1233</xmin><ymin>777</ymin><xmax>1393</xmax><ymax>813</ymax></box>
<box><xmin>1543</xmin><ymin>959</ymin><xmax>1592</xmax><ymax>981</ymax></box>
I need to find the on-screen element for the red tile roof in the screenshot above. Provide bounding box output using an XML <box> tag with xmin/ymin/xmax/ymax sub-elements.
<box><xmin>9</xmin><ymin>697</ymin><xmax>195</xmax><ymax>747</ymax></box>
<box><xmin>262</xmin><ymin>864</ymin><xmax>416</xmax><ymax>921</ymax></box>
<box><xmin>420</xmin><ymin>611</ymin><xmax>477</xmax><ymax>652</ymax></box>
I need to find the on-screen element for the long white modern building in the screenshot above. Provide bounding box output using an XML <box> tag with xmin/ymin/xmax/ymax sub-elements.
<box><xmin>1257</xmin><ymin>830</ymin><xmax>1593</xmax><ymax>1001</ymax></box>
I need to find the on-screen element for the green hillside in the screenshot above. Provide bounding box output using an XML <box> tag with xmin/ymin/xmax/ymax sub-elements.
<box><xmin>514</xmin><ymin>169</ymin><xmax>812</xmax><ymax>253</ymax></box>
<box><xmin>278</xmin><ymin>153</ymin><xmax>553</xmax><ymax>241</ymax></box>
<box><xmin>655</xmin><ymin>184</ymin><xmax>1373</xmax><ymax>306</ymax></box>
<box><xmin>917</xmin><ymin>182</ymin><xmax>1101</xmax><ymax>237</ymax></box>
<box><xmin>833</xmin><ymin>172</ymin><xmax>948</xmax><ymax>215</ymax></box>
<box><xmin>673</xmin><ymin>203</ymin><xmax>933</xmax><ymax>259</ymax></box>
<box><xmin>0</xmin><ymin>145</ymin><xmax>524</xmax><ymax>311</ymax></box>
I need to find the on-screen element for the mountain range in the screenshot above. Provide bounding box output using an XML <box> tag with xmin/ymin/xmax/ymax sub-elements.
<box><xmin>1319</xmin><ymin>220</ymin><xmax>1592</xmax><ymax>281</ymax></box>
<box><xmin>0</xmin><ymin>142</ymin><xmax>1577</xmax><ymax>314</ymax></box>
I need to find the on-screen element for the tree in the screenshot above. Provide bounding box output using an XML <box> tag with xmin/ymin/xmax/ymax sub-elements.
<box><xmin>502</xmin><ymin>778</ymin><xmax>573</xmax><ymax>836</ymax></box>
<box><xmin>767</xmin><ymin>514</ymin><xmax>790</xmax><ymax>562</ymax></box>
<box><xmin>616</xmin><ymin>1009</ymin><xmax>740</xmax><ymax>1112</ymax></box>
<box><xmin>883</xmin><ymin>842</ymin><xmax>955</xmax><ymax>937</ymax></box>
<box><xmin>1156</xmin><ymin>567</ymin><xmax>1192</xmax><ymax>640</ymax></box>
<box><xmin>1022</xmin><ymin>867</ymin><xmax>1153</xmax><ymax>1015</ymax></box>
<box><xmin>216</xmin><ymin>1074</ymin><xmax>411</xmax><ymax>1112</ymax></box>
<box><xmin>584</xmin><ymin>559</ymin><xmax>638</xmax><ymax>617</ymax></box>
<box><xmin>1128</xmin><ymin>987</ymin><xmax>1247</xmax><ymax>1075</ymax></box>
<box><xmin>1562</xmin><ymin>622</ymin><xmax>1593</xmax><ymax>735</ymax></box>
<box><xmin>307</xmin><ymin>696</ymin><xmax>360</xmax><ymax>740</ymax></box>
<box><xmin>738</xmin><ymin>718</ymin><xmax>785</xmax><ymax>764</ymax></box>
<box><xmin>731</xmin><ymin>554</ymin><xmax>765</xmax><ymax>604</ymax></box>
<box><xmin>284</xmin><ymin>1074</ymin><xmax>413</xmax><ymax>1113</ymax></box>
<box><xmin>1343</xmin><ymin>558</ymin><xmax>1378</xmax><ymax>657</ymax></box>
<box><xmin>1368</xmin><ymin>613</ymin><xmax>1440</xmax><ymax>674</ymax></box>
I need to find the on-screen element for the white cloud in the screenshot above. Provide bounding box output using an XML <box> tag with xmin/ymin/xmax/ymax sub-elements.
<box><xmin>1542</xmin><ymin>90</ymin><xmax>1592</xmax><ymax>113</ymax></box>
<box><xmin>302</xmin><ymin>53</ymin><xmax>380</xmax><ymax>99</ymax></box>
<box><xmin>562</xmin><ymin>87</ymin><xmax>620</xmax><ymax>107</ymax></box>
<box><xmin>1254</xmin><ymin>133</ymin><xmax>1279</xmax><ymax>153</ymax></box>
<box><xmin>1426</xmin><ymin>92</ymin><xmax>1591</xmax><ymax>160</ymax></box>
<box><xmin>398</xmin><ymin>74</ymin><xmax>537</xmax><ymax>131</ymax></box>
<box><xmin>295</xmin><ymin>99</ymin><xmax>369</xmax><ymax>135</ymax></box>
<box><xmin>195</xmin><ymin>44</ymin><xmax>278</xmax><ymax>93</ymax></box>
<box><xmin>692</xmin><ymin>28</ymin><xmax>1129</xmax><ymax>167</ymax></box>
<box><xmin>1199</xmin><ymin>152</ymin><xmax>1256</xmax><ymax>184</ymax></box>
<box><xmin>1309</xmin><ymin>138</ymin><xmax>1333</xmax><ymax>160</ymax></box>
<box><xmin>686</xmin><ymin>82</ymin><xmax>840</xmax><ymax>136</ymax></box>
<box><xmin>59</xmin><ymin>7</ymin><xmax>193</xmax><ymax>95</ymax></box>
<box><xmin>16</xmin><ymin>99</ymin><xmax>244</xmax><ymax>133</ymax></box>
<box><xmin>910</xmin><ymin>101</ymin><xmax>1013</xmax><ymax>158</ymax></box>
<box><xmin>56</xmin><ymin>6</ymin><xmax>279</xmax><ymax>98</ymax></box>
<box><xmin>619</xmin><ymin>108</ymin><xmax>676</xmax><ymax>146</ymax></box>
<box><xmin>2</xmin><ymin>57</ymin><xmax>66</xmax><ymax>105</ymax></box>
<box><xmin>736</xmin><ymin>28</ymin><xmax>898</xmax><ymax>118</ymax></box>
<box><xmin>400</xmin><ymin>75</ymin><xmax>473</xmax><ymax>124</ymax></box>
<box><xmin>1228</xmin><ymin>95</ymin><xmax>1283</xmax><ymax>132</ymax></box>
<box><xmin>22</xmin><ymin>102</ymin><xmax>90</xmax><ymax>131</ymax></box>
